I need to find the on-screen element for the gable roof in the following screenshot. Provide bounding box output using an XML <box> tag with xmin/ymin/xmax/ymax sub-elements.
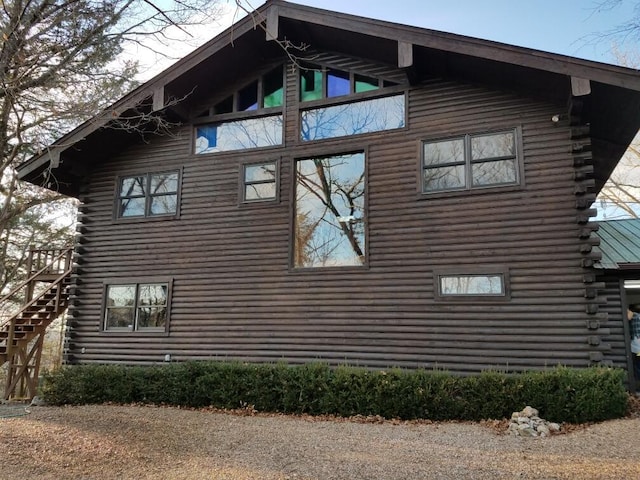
<box><xmin>17</xmin><ymin>0</ymin><xmax>640</xmax><ymax>197</ymax></box>
<box><xmin>596</xmin><ymin>219</ymin><xmax>640</xmax><ymax>270</ymax></box>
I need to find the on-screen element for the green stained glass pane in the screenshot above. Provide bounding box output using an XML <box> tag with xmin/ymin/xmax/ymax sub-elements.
<box><xmin>301</xmin><ymin>69</ymin><xmax>322</xmax><ymax>102</ymax></box>
<box><xmin>263</xmin><ymin>67</ymin><xmax>283</xmax><ymax>108</ymax></box>
<box><xmin>355</xmin><ymin>74</ymin><xmax>379</xmax><ymax>93</ymax></box>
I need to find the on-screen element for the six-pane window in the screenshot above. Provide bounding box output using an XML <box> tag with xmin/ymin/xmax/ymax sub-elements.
<box><xmin>243</xmin><ymin>161</ymin><xmax>278</xmax><ymax>202</ymax></box>
<box><xmin>118</xmin><ymin>171</ymin><xmax>179</xmax><ymax>218</ymax></box>
<box><xmin>422</xmin><ymin>129</ymin><xmax>519</xmax><ymax>193</ymax></box>
<box><xmin>104</xmin><ymin>283</ymin><xmax>169</xmax><ymax>331</ymax></box>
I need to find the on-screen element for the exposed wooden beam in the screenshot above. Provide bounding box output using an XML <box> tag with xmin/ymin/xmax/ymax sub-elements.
<box><xmin>398</xmin><ymin>41</ymin><xmax>413</xmax><ymax>68</ymax></box>
<box><xmin>571</xmin><ymin>77</ymin><xmax>591</xmax><ymax>96</ymax></box>
<box><xmin>153</xmin><ymin>86</ymin><xmax>165</xmax><ymax>111</ymax></box>
<box><xmin>266</xmin><ymin>5</ymin><xmax>279</xmax><ymax>41</ymax></box>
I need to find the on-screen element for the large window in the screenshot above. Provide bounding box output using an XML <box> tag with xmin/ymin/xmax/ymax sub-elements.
<box><xmin>294</xmin><ymin>152</ymin><xmax>366</xmax><ymax>268</ymax></box>
<box><xmin>104</xmin><ymin>283</ymin><xmax>169</xmax><ymax>331</ymax></box>
<box><xmin>118</xmin><ymin>171</ymin><xmax>179</xmax><ymax>218</ymax></box>
<box><xmin>301</xmin><ymin>94</ymin><xmax>405</xmax><ymax>142</ymax></box>
<box><xmin>422</xmin><ymin>129</ymin><xmax>520</xmax><ymax>193</ymax></box>
<box><xmin>195</xmin><ymin>115</ymin><xmax>283</xmax><ymax>154</ymax></box>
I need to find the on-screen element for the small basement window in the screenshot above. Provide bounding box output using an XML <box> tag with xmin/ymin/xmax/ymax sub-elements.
<box><xmin>435</xmin><ymin>269</ymin><xmax>510</xmax><ymax>302</ymax></box>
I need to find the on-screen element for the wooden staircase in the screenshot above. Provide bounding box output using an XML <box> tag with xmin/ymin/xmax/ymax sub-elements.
<box><xmin>0</xmin><ymin>248</ymin><xmax>72</xmax><ymax>401</ymax></box>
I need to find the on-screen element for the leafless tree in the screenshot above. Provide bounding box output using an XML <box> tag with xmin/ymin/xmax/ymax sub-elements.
<box><xmin>0</xmin><ymin>0</ymin><xmax>224</xmax><ymax>301</ymax></box>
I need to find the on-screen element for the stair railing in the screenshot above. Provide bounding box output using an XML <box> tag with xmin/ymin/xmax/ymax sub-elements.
<box><xmin>0</xmin><ymin>247</ymin><xmax>73</xmax><ymax>309</ymax></box>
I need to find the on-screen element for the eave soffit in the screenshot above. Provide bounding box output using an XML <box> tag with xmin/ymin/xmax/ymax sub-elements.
<box><xmin>18</xmin><ymin>0</ymin><xmax>640</xmax><ymax>179</ymax></box>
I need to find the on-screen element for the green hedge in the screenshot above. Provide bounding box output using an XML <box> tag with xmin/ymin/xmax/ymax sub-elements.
<box><xmin>40</xmin><ymin>362</ymin><xmax>628</xmax><ymax>423</ymax></box>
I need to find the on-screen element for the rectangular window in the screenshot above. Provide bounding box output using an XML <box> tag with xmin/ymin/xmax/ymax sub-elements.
<box><xmin>104</xmin><ymin>283</ymin><xmax>169</xmax><ymax>331</ymax></box>
<box><xmin>195</xmin><ymin>114</ymin><xmax>283</xmax><ymax>154</ymax></box>
<box><xmin>118</xmin><ymin>171</ymin><xmax>179</xmax><ymax>218</ymax></box>
<box><xmin>435</xmin><ymin>269</ymin><xmax>510</xmax><ymax>301</ymax></box>
<box><xmin>294</xmin><ymin>152</ymin><xmax>366</xmax><ymax>268</ymax></box>
<box><xmin>301</xmin><ymin>94</ymin><xmax>405</xmax><ymax>141</ymax></box>
<box><xmin>242</xmin><ymin>161</ymin><xmax>278</xmax><ymax>202</ymax></box>
<box><xmin>422</xmin><ymin>129</ymin><xmax>520</xmax><ymax>193</ymax></box>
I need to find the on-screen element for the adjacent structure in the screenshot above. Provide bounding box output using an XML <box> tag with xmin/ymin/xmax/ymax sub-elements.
<box><xmin>15</xmin><ymin>1</ymin><xmax>640</xmax><ymax>384</ymax></box>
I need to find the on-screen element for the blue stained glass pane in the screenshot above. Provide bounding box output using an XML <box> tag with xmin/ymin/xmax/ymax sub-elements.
<box><xmin>195</xmin><ymin>125</ymin><xmax>218</xmax><ymax>153</ymax></box>
<box><xmin>327</xmin><ymin>69</ymin><xmax>350</xmax><ymax>97</ymax></box>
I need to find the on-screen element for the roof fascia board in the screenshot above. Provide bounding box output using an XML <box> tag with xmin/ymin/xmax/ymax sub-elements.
<box><xmin>18</xmin><ymin>3</ymin><xmax>272</xmax><ymax>178</ymax></box>
<box><xmin>273</xmin><ymin>1</ymin><xmax>640</xmax><ymax>92</ymax></box>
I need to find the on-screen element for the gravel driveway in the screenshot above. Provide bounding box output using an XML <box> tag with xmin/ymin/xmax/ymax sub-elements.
<box><xmin>1</xmin><ymin>404</ymin><xmax>639</xmax><ymax>479</ymax></box>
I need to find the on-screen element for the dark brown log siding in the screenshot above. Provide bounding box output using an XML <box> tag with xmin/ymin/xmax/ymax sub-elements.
<box><xmin>68</xmin><ymin>64</ymin><xmax>602</xmax><ymax>372</ymax></box>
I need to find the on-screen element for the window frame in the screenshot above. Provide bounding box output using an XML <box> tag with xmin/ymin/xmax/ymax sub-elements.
<box><xmin>101</xmin><ymin>279</ymin><xmax>173</xmax><ymax>334</ymax></box>
<box><xmin>419</xmin><ymin>127</ymin><xmax>523</xmax><ymax>196</ymax></box>
<box><xmin>240</xmin><ymin>159</ymin><xmax>280</xmax><ymax>204</ymax></box>
<box><xmin>193</xmin><ymin>113</ymin><xmax>284</xmax><ymax>156</ymax></box>
<box><xmin>291</xmin><ymin>149</ymin><xmax>368</xmax><ymax>271</ymax></box>
<box><xmin>433</xmin><ymin>267</ymin><xmax>511</xmax><ymax>303</ymax></box>
<box><xmin>299</xmin><ymin>92</ymin><xmax>407</xmax><ymax>143</ymax></box>
<box><xmin>114</xmin><ymin>169</ymin><xmax>182</xmax><ymax>221</ymax></box>
<box><xmin>196</xmin><ymin>64</ymin><xmax>285</xmax><ymax>118</ymax></box>
<box><xmin>298</xmin><ymin>64</ymin><xmax>402</xmax><ymax>105</ymax></box>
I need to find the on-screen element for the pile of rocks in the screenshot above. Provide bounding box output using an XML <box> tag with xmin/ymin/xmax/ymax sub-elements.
<box><xmin>508</xmin><ymin>406</ymin><xmax>561</xmax><ymax>437</ymax></box>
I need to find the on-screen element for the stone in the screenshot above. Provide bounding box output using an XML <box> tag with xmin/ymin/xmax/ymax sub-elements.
<box><xmin>507</xmin><ymin>405</ymin><xmax>559</xmax><ymax>438</ymax></box>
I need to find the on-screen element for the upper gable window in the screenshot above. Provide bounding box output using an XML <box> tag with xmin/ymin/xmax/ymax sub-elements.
<box><xmin>421</xmin><ymin>128</ymin><xmax>521</xmax><ymax>193</ymax></box>
<box><xmin>300</xmin><ymin>65</ymin><xmax>397</xmax><ymax>102</ymax></box>
<box><xmin>211</xmin><ymin>65</ymin><xmax>284</xmax><ymax>114</ymax></box>
<box><xmin>117</xmin><ymin>171</ymin><xmax>180</xmax><ymax>219</ymax></box>
<box><xmin>195</xmin><ymin>66</ymin><xmax>284</xmax><ymax>154</ymax></box>
<box><xmin>195</xmin><ymin>115</ymin><xmax>283</xmax><ymax>154</ymax></box>
<box><xmin>301</xmin><ymin>94</ymin><xmax>405</xmax><ymax>142</ymax></box>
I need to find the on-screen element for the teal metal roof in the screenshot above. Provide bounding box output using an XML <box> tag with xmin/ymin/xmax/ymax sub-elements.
<box><xmin>596</xmin><ymin>219</ymin><xmax>640</xmax><ymax>270</ymax></box>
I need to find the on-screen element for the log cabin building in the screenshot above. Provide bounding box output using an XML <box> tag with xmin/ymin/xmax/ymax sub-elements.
<box><xmin>13</xmin><ymin>1</ymin><xmax>640</xmax><ymax>388</ymax></box>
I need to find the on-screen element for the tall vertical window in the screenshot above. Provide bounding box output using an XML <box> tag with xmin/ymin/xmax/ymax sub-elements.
<box><xmin>422</xmin><ymin>129</ymin><xmax>520</xmax><ymax>193</ymax></box>
<box><xmin>118</xmin><ymin>171</ymin><xmax>179</xmax><ymax>218</ymax></box>
<box><xmin>294</xmin><ymin>152</ymin><xmax>366</xmax><ymax>268</ymax></box>
<box><xmin>104</xmin><ymin>283</ymin><xmax>169</xmax><ymax>331</ymax></box>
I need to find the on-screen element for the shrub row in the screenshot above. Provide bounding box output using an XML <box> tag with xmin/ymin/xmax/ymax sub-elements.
<box><xmin>40</xmin><ymin>362</ymin><xmax>628</xmax><ymax>423</ymax></box>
